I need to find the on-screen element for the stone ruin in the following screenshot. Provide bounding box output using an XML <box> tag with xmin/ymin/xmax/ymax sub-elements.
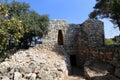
<box><xmin>41</xmin><ymin>19</ymin><xmax>104</xmax><ymax>52</ymax></box>
<box><xmin>0</xmin><ymin>19</ymin><xmax>120</xmax><ymax>80</ymax></box>
<box><xmin>40</xmin><ymin>19</ymin><xmax>104</xmax><ymax>68</ymax></box>
<box><xmin>39</xmin><ymin>19</ymin><xmax>120</xmax><ymax>79</ymax></box>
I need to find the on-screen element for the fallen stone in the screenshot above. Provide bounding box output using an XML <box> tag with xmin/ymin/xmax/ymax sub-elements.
<box><xmin>1</xmin><ymin>77</ymin><xmax>10</xmax><ymax>80</ymax></box>
<box><xmin>84</xmin><ymin>60</ymin><xmax>114</xmax><ymax>80</ymax></box>
<box><xmin>30</xmin><ymin>73</ymin><xmax>36</xmax><ymax>80</ymax></box>
<box><xmin>0</xmin><ymin>48</ymin><xmax>68</xmax><ymax>80</ymax></box>
<box><xmin>14</xmin><ymin>72</ymin><xmax>22</xmax><ymax>80</ymax></box>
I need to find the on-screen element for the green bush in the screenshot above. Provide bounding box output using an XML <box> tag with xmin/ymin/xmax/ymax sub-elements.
<box><xmin>105</xmin><ymin>38</ymin><xmax>117</xmax><ymax>45</ymax></box>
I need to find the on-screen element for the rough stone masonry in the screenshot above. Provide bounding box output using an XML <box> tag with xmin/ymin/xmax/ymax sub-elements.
<box><xmin>0</xmin><ymin>19</ymin><xmax>120</xmax><ymax>80</ymax></box>
<box><xmin>41</xmin><ymin>19</ymin><xmax>105</xmax><ymax>67</ymax></box>
<box><xmin>40</xmin><ymin>19</ymin><xmax>120</xmax><ymax>79</ymax></box>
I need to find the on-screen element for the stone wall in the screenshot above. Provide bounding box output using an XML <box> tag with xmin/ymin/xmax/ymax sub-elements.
<box><xmin>37</xmin><ymin>19</ymin><xmax>120</xmax><ymax>76</ymax></box>
<box><xmin>76</xmin><ymin>20</ymin><xmax>120</xmax><ymax>79</ymax></box>
<box><xmin>64</xmin><ymin>24</ymin><xmax>80</xmax><ymax>55</ymax></box>
<box><xmin>77</xmin><ymin>37</ymin><xmax>120</xmax><ymax>79</ymax></box>
<box><xmin>0</xmin><ymin>18</ymin><xmax>120</xmax><ymax>79</ymax></box>
<box><xmin>42</xmin><ymin>20</ymin><xmax>68</xmax><ymax>47</ymax></box>
<box><xmin>77</xmin><ymin>37</ymin><xmax>120</xmax><ymax>65</ymax></box>
<box><xmin>39</xmin><ymin>19</ymin><xmax>106</xmax><ymax>73</ymax></box>
<box><xmin>41</xmin><ymin>20</ymin><xmax>80</xmax><ymax>55</ymax></box>
<box><xmin>79</xmin><ymin>19</ymin><xmax>104</xmax><ymax>47</ymax></box>
<box><xmin>41</xmin><ymin>19</ymin><xmax>105</xmax><ymax>55</ymax></box>
<box><xmin>77</xmin><ymin>19</ymin><xmax>120</xmax><ymax>64</ymax></box>
<box><xmin>77</xmin><ymin>19</ymin><xmax>120</xmax><ymax>66</ymax></box>
<box><xmin>40</xmin><ymin>20</ymin><xmax>81</xmax><ymax>74</ymax></box>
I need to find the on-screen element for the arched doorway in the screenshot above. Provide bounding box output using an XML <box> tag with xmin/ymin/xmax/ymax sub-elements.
<box><xmin>58</xmin><ymin>30</ymin><xmax>64</xmax><ymax>45</ymax></box>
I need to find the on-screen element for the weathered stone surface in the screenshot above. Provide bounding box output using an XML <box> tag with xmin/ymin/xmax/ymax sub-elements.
<box><xmin>84</xmin><ymin>61</ymin><xmax>114</xmax><ymax>80</ymax></box>
<box><xmin>115</xmin><ymin>68</ymin><xmax>120</xmax><ymax>78</ymax></box>
<box><xmin>1</xmin><ymin>19</ymin><xmax>120</xmax><ymax>80</ymax></box>
<box><xmin>33</xmin><ymin>19</ymin><xmax>120</xmax><ymax>80</ymax></box>
<box><xmin>2</xmin><ymin>77</ymin><xmax>10</xmax><ymax>80</ymax></box>
<box><xmin>0</xmin><ymin>48</ymin><xmax>68</xmax><ymax>80</ymax></box>
<box><xmin>30</xmin><ymin>73</ymin><xmax>36</xmax><ymax>80</ymax></box>
<box><xmin>80</xmin><ymin>19</ymin><xmax>104</xmax><ymax>47</ymax></box>
<box><xmin>111</xmin><ymin>60</ymin><xmax>120</xmax><ymax>68</ymax></box>
<box><xmin>14</xmin><ymin>72</ymin><xmax>22</xmax><ymax>80</ymax></box>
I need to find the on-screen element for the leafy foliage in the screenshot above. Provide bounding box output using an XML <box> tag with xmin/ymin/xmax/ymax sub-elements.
<box><xmin>0</xmin><ymin>1</ymin><xmax>49</xmax><ymax>61</ymax></box>
<box><xmin>112</xmin><ymin>35</ymin><xmax>120</xmax><ymax>43</ymax></box>
<box><xmin>3</xmin><ymin>1</ymin><xmax>49</xmax><ymax>49</ymax></box>
<box><xmin>0</xmin><ymin>3</ymin><xmax>24</xmax><ymax>52</ymax></box>
<box><xmin>89</xmin><ymin>0</ymin><xmax>120</xmax><ymax>29</ymax></box>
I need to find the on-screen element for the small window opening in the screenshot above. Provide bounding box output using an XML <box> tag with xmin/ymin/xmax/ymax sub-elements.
<box><xmin>58</xmin><ymin>30</ymin><xmax>64</xmax><ymax>45</ymax></box>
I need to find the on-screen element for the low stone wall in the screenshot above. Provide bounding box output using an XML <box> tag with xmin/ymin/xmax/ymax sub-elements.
<box><xmin>92</xmin><ymin>46</ymin><xmax>120</xmax><ymax>62</ymax></box>
<box><xmin>77</xmin><ymin>35</ymin><xmax>120</xmax><ymax>65</ymax></box>
<box><xmin>77</xmin><ymin>35</ymin><xmax>120</xmax><ymax>79</ymax></box>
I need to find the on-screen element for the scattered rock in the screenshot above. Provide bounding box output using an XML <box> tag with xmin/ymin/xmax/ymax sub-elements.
<box><xmin>0</xmin><ymin>48</ymin><xmax>68</xmax><ymax>80</ymax></box>
<box><xmin>1</xmin><ymin>77</ymin><xmax>10</xmax><ymax>80</ymax></box>
<box><xmin>84</xmin><ymin>60</ymin><xmax>114</xmax><ymax>80</ymax></box>
<box><xmin>14</xmin><ymin>72</ymin><xmax>22</xmax><ymax>80</ymax></box>
<box><xmin>30</xmin><ymin>73</ymin><xmax>36</xmax><ymax>80</ymax></box>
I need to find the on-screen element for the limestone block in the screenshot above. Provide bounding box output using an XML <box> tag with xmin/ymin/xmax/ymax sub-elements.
<box><xmin>1</xmin><ymin>77</ymin><xmax>10</xmax><ymax>80</ymax></box>
<box><xmin>14</xmin><ymin>72</ymin><xmax>22</xmax><ymax>80</ymax></box>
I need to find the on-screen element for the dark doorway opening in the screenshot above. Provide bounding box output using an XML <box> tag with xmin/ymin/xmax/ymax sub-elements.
<box><xmin>69</xmin><ymin>55</ymin><xmax>84</xmax><ymax>76</ymax></box>
<box><xmin>58</xmin><ymin>30</ymin><xmax>63</xmax><ymax>45</ymax></box>
<box><xmin>70</xmin><ymin>55</ymin><xmax>77</xmax><ymax>66</ymax></box>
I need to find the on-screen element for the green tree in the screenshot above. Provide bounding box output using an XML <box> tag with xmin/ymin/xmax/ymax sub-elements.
<box><xmin>19</xmin><ymin>11</ymin><xmax>49</xmax><ymax>48</ymax></box>
<box><xmin>89</xmin><ymin>0</ymin><xmax>120</xmax><ymax>29</ymax></box>
<box><xmin>112</xmin><ymin>35</ymin><xmax>120</xmax><ymax>43</ymax></box>
<box><xmin>0</xmin><ymin>3</ymin><xmax>24</xmax><ymax>53</ymax></box>
<box><xmin>3</xmin><ymin>0</ymin><xmax>49</xmax><ymax>48</ymax></box>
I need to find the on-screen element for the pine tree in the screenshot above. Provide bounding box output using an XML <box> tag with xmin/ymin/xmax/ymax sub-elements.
<box><xmin>89</xmin><ymin>0</ymin><xmax>120</xmax><ymax>29</ymax></box>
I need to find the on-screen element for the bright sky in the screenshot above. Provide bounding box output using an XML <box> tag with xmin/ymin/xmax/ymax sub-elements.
<box><xmin>9</xmin><ymin>0</ymin><xmax>120</xmax><ymax>38</ymax></box>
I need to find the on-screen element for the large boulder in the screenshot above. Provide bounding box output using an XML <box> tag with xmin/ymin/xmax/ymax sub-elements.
<box><xmin>0</xmin><ymin>47</ymin><xmax>68</xmax><ymax>80</ymax></box>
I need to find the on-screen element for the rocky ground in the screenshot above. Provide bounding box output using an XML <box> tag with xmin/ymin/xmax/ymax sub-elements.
<box><xmin>83</xmin><ymin>60</ymin><xmax>120</xmax><ymax>80</ymax></box>
<box><xmin>0</xmin><ymin>47</ymin><xmax>68</xmax><ymax>80</ymax></box>
<box><xmin>0</xmin><ymin>46</ymin><xmax>120</xmax><ymax>80</ymax></box>
<box><xmin>68</xmin><ymin>59</ymin><xmax>120</xmax><ymax>80</ymax></box>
